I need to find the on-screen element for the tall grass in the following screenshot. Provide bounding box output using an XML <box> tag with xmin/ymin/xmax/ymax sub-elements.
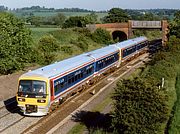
<box><xmin>168</xmin><ymin>74</ymin><xmax>180</xmax><ymax>134</ymax></box>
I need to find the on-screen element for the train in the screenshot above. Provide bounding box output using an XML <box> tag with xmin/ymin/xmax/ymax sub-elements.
<box><xmin>16</xmin><ymin>36</ymin><xmax>148</xmax><ymax>116</ymax></box>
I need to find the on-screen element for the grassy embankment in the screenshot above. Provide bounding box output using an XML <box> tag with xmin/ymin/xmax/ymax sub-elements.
<box><xmin>168</xmin><ymin>74</ymin><xmax>180</xmax><ymax>134</ymax></box>
<box><xmin>139</xmin><ymin>36</ymin><xmax>180</xmax><ymax>133</ymax></box>
<box><xmin>30</xmin><ymin>27</ymin><xmax>105</xmax><ymax>63</ymax></box>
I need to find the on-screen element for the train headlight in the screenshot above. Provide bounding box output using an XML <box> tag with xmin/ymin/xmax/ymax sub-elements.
<box><xmin>37</xmin><ymin>99</ymin><xmax>46</xmax><ymax>103</ymax></box>
<box><xmin>18</xmin><ymin>98</ymin><xmax>25</xmax><ymax>102</ymax></box>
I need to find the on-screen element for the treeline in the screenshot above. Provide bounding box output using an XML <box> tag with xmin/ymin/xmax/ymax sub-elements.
<box><xmin>20</xmin><ymin>7</ymin><xmax>177</xmax><ymax>28</ymax></box>
<box><xmin>0</xmin><ymin>5</ymin><xmax>178</xmax><ymax>22</ymax></box>
<box><xmin>24</xmin><ymin>12</ymin><xmax>98</xmax><ymax>27</ymax></box>
<box><xmin>126</xmin><ymin>9</ymin><xmax>177</xmax><ymax>20</ymax></box>
<box><xmin>15</xmin><ymin>6</ymin><xmax>93</xmax><ymax>12</ymax></box>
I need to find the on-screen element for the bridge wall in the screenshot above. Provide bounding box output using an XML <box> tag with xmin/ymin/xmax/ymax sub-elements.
<box><xmin>86</xmin><ymin>20</ymin><xmax>168</xmax><ymax>45</ymax></box>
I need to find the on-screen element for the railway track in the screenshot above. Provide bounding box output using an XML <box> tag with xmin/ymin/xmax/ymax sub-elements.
<box><xmin>0</xmin><ymin>39</ymin><xmax>162</xmax><ymax>134</ymax></box>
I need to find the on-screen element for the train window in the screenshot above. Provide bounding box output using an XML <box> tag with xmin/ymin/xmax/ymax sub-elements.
<box><xmin>78</xmin><ymin>73</ymin><xmax>81</xmax><ymax>79</ymax></box>
<box><xmin>71</xmin><ymin>77</ymin><xmax>75</xmax><ymax>83</ymax></box>
<box><xmin>68</xmin><ymin>77</ymin><xmax>72</xmax><ymax>84</ymax></box>
<box><xmin>75</xmin><ymin>75</ymin><xmax>78</xmax><ymax>81</ymax></box>
<box><xmin>60</xmin><ymin>82</ymin><xmax>64</xmax><ymax>88</ymax></box>
<box><xmin>80</xmin><ymin>72</ymin><xmax>83</xmax><ymax>78</ymax></box>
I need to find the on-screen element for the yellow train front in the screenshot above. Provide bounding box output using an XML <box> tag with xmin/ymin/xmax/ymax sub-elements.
<box><xmin>16</xmin><ymin>74</ymin><xmax>50</xmax><ymax>116</ymax></box>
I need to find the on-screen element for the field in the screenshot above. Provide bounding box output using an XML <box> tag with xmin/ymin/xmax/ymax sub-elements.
<box><xmin>30</xmin><ymin>27</ymin><xmax>60</xmax><ymax>42</ymax></box>
<box><xmin>14</xmin><ymin>11</ymin><xmax>107</xmax><ymax>20</ymax></box>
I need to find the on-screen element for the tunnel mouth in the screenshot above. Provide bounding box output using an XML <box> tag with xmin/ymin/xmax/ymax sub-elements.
<box><xmin>112</xmin><ymin>31</ymin><xmax>127</xmax><ymax>42</ymax></box>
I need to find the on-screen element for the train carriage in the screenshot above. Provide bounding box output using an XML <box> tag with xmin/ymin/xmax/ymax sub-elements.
<box><xmin>116</xmin><ymin>36</ymin><xmax>148</xmax><ymax>62</ymax></box>
<box><xmin>16</xmin><ymin>36</ymin><xmax>148</xmax><ymax>116</ymax></box>
<box><xmin>17</xmin><ymin>54</ymin><xmax>95</xmax><ymax>116</ymax></box>
<box><xmin>85</xmin><ymin>45</ymin><xmax>120</xmax><ymax>76</ymax></box>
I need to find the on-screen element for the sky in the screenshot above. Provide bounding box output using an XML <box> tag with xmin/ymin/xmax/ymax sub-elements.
<box><xmin>0</xmin><ymin>0</ymin><xmax>180</xmax><ymax>11</ymax></box>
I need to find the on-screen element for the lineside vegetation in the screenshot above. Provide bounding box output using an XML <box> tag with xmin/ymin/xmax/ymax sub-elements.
<box><xmin>111</xmin><ymin>35</ymin><xmax>180</xmax><ymax>133</ymax></box>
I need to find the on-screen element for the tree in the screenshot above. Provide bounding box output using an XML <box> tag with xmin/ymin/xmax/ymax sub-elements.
<box><xmin>170</xmin><ymin>11</ymin><xmax>180</xmax><ymax>38</ymax></box>
<box><xmin>62</xmin><ymin>16</ymin><xmax>88</xmax><ymax>28</ymax></box>
<box><xmin>102</xmin><ymin>8</ymin><xmax>130</xmax><ymax>23</ymax></box>
<box><xmin>141</xmin><ymin>13</ymin><xmax>160</xmax><ymax>21</ymax></box>
<box><xmin>0</xmin><ymin>12</ymin><xmax>34</xmax><ymax>74</ymax></box>
<box><xmin>85</xmin><ymin>12</ymin><xmax>98</xmax><ymax>24</ymax></box>
<box><xmin>27</xmin><ymin>15</ymin><xmax>43</xmax><ymax>27</ymax></box>
<box><xmin>52</xmin><ymin>13</ymin><xmax>66</xmax><ymax>27</ymax></box>
<box><xmin>91</xmin><ymin>28</ymin><xmax>112</xmax><ymax>44</ymax></box>
<box><xmin>111</xmin><ymin>78</ymin><xmax>169</xmax><ymax>134</ymax></box>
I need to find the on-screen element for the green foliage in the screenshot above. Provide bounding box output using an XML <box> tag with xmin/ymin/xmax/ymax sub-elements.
<box><xmin>71</xmin><ymin>36</ymin><xmax>89</xmax><ymax>51</ymax></box>
<box><xmin>133</xmin><ymin>29</ymin><xmax>162</xmax><ymax>40</ymax></box>
<box><xmin>0</xmin><ymin>12</ymin><xmax>34</xmax><ymax>74</ymax></box>
<box><xmin>27</xmin><ymin>15</ymin><xmax>43</xmax><ymax>27</ymax></box>
<box><xmin>112</xmin><ymin>78</ymin><xmax>169</xmax><ymax>134</ymax></box>
<box><xmin>91</xmin><ymin>28</ymin><xmax>112</xmax><ymax>44</ymax></box>
<box><xmin>52</xmin><ymin>13</ymin><xmax>66</xmax><ymax>26</ymax></box>
<box><xmin>102</xmin><ymin>8</ymin><xmax>130</xmax><ymax>23</ymax></box>
<box><xmin>170</xmin><ymin>11</ymin><xmax>180</xmax><ymax>38</ymax></box>
<box><xmin>72</xmin><ymin>27</ymin><xmax>91</xmax><ymax>37</ymax></box>
<box><xmin>111</xmin><ymin>36</ymin><xmax>180</xmax><ymax>133</ymax></box>
<box><xmin>85</xmin><ymin>12</ymin><xmax>98</xmax><ymax>24</ymax></box>
<box><xmin>60</xmin><ymin>46</ymin><xmax>73</xmax><ymax>55</ymax></box>
<box><xmin>62</xmin><ymin>16</ymin><xmax>88</xmax><ymax>28</ymax></box>
<box><xmin>37</xmin><ymin>35</ymin><xmax>60</xmax><ymax>65</ymax></box>
<box><xmin>168</xmin><ymin>75</ymin><xmax>180</xmax><ymax>134</ymax></box>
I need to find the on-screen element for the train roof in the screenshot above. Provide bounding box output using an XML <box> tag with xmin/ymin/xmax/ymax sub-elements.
<box><xmin>115</xmin><ymin>36</ymin><xmax>148</xmax><ymax>49</ymax></box>
<box><xmin>20</xmin><ymin>54</ymin><xmax>94</xmax><ymax>79</ymax></box>
<box><xmin>84</xmin><ymin>45</ymin><xmax>118</xmax><ymax>60</ymax></box>
<box><xmin>20</xmin><ymin>36</ymin><xmax>148</xmax><ymax>80</ymax></box>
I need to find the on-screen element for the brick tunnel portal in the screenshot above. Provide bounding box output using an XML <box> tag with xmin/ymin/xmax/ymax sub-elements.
<box><xmin>112</xmin><ymin>31</ymin><xmax>127</xmax><ymax>42</ymax></box>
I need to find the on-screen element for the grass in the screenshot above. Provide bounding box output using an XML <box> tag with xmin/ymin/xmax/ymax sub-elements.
<box><xmin>30</xmin><ymin>27</ymin><xmax>60</xmax><ymax>42</ymax></box>
<box><xmin>168</xmin><ymin>73</ymin><xmax>180</xmax><ymax>134</ymax></box>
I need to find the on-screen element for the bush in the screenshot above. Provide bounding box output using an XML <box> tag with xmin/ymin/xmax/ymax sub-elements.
<box><xmin>62</xmin><ymin>16</ymin><xmax>88</xmax><ymax>28</ymax></box>
<box><xmin>60</xmin><ymin>46</ymin><xmax>73</xmax><ymax>55</ymax></box>
<box><xmin>38</xmin><ymin>35</ymin><xmax>60</xmax><ymax>65</ymax></box>
<box><xmin>91</xmin><ymin>28</ymin><xmax>112</xmax><ymax>44</ymax></box>
<box><xmin>111</xmin><ymin>78</ymin><xmax>169</xmax><ymax>134</ymax></box>
<box><xmin>72</xmin><ymin>27</ymin><xmax>91</xmax><ymax>37</ymax></box>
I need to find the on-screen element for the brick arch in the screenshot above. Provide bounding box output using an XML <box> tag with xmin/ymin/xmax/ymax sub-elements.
<box><xmin>111</xmin><ymin>30</ymin><xmax>127</xmax><ymax>42</ymax></box>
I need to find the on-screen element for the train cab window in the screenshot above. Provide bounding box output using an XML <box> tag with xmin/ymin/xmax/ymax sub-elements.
<box><xmin>18</xmin><ymin>80</ymin><xmax>46</xmax><ymax>96</ymax></box>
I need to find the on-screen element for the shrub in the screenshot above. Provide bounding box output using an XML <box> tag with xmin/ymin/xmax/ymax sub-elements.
<box><xmin>60</xmin><ymin>46</ymin><xmax>73</xmax><ymax>55</ymax></box>
<box><xmin>38</xmin><ymin>35</ymin><xmax>60</xmax><ymax>65</ymax></box>
<box><xmin>111</xmin><ymin>78</ymin><xmax>169</xmax><ymax>134</ymax></box>
<box><xmin>91</xmin><ymin>28</ymin><xmax>112</xmax><ymax>44</ymax></box>
<box><xmin>62</xmin><ymin>16</ymin><xmax>88</xmax><ymax>28</ymax></box>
